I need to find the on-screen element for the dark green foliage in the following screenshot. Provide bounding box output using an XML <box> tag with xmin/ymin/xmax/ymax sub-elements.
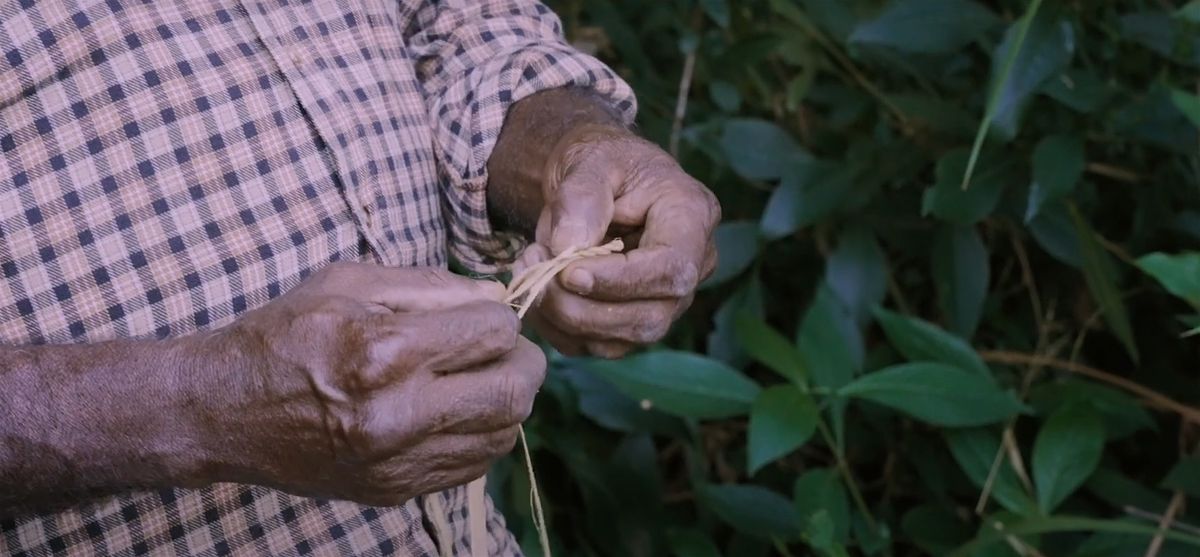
<box><xmin>492</xmin><ymin>1</ymin><xmax>1200</xmax><ymax>555</ymax></box>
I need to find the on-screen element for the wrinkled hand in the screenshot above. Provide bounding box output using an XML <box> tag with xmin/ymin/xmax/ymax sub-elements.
<box><xmin>517</xmin><ymin>125</ymin><xmax>720</xmax><ymax>358</ymax></box>
<box><xmin>199</xmin><ymin>263</ymin><xmax>545</xmax><ymax>506</ymax></box>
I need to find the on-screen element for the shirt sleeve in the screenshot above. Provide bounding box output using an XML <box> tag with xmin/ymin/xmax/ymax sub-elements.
<box><xmin>404</xmin><ymin>0</ymin><xmax>637</xmax><ymax>274</ymax></box>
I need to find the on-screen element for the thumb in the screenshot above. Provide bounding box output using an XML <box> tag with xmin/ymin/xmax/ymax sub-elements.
<box><xmin>544</xmin><ymin>167</ymin><xmax>618</xmax><ymax>256</ymax></box>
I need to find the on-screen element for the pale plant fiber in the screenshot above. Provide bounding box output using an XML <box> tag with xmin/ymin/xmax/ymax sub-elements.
<box><xmin>448</xmin><ymin>239</ymin><xmax>625</xmax><ymax>557</ymax></box>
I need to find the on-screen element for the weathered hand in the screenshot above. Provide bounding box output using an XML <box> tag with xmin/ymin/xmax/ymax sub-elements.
<box><xmin>518</xmin><ymin>125</ymin><xmax>720</xmax><ymax>358</ymax></box>
<box><xmin>197</xmin><ymin>263</ymin><xmax>545</xmax><ymax>506</ymax></box>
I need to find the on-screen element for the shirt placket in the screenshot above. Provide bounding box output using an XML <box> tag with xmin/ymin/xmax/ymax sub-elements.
<box><xmin>237</xmin><ymin>0</ymin><xmax>394</xmax><ymax>266</ymax></box>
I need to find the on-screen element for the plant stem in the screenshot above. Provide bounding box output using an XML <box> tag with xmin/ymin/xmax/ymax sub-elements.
<box><xmin>815</xmin><ymin>418</ymin><xmax>878</xmax><ymax>534</ymax></box>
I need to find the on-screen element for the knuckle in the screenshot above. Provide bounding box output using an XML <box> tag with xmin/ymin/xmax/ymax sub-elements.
<box><xmin>546</xmin><ymin>291</ymin><xmax>588</xmax><ymax>332</ymax></box>
<box><xmin>484</xmin><ymin>427</ymin><xmax>520</xmax><ymax>457</ymax></box>
<box><xmin>414</xmin><ymin>267</ymin><xmax>454</xmax><ymax>287</ymax></box>
<box><xmin>665</xmin><ymin>261</ymin><xmax>698</xmax><ymax>297</ymax></box>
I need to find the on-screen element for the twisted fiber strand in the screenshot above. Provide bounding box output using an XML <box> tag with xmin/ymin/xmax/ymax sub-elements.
<box><xmin>465</xmin><ymin>239</ymin><xmax>624</xmax><ymax>557</ymax></box>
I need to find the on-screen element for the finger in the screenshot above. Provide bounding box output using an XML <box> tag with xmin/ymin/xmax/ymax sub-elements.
<box><xmin>543</xmin><ymin>157</ymin><xmax>619</xmax><ymax>255</ymax></box>
<box><xmin>365</xmin><ymin>301</ymin><xmax>520</xmax><ymax>382</ymax></box>
<box><xmin>409</xmin><ymin>337</ymin><xmax>547</xmax><ymax>434</ymax></box>
<box><xmin>560</xmin><ymin>247</ymin><xmax>699</xmax><ymax>301</ymax></box>
<box><xmin>524</xmin><ymin>310</ymin><xmax>588</xmax><ymax>357</ymax></box>
<box><xmin>538</xmin><ymin>281</ymin><xmax>678</xmax><ymax>344</ymax></box>
<box><xmin>316</xmin><ymin>263</ymin><xmax>506</xmax><ymax>311</ymax></box>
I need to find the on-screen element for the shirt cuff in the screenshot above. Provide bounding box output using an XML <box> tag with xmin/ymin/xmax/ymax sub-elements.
<box><xmin>427</xmin><ymin>44</ymin><xmax>637</xmax><ymax>274</ymax></box>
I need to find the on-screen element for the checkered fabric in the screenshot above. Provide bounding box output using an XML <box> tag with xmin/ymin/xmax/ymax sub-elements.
<box><xmin>0</xmin><ymin>0</ymin><xmax>635</xmax><ymax>555</ymax></box>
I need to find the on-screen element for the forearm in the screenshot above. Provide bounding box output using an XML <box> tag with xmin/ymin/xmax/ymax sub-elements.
<box><xmin>0</xmin><ymin>335</ymin><xmax>219</xmax><ymax>516</ymax></box>
<box><xmin>487</xmin><ymin>86</ymin><xmax>633</xmax><ymax>236</ymax></box>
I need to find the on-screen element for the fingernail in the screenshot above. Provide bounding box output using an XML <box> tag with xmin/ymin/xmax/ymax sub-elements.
<box><xmin>565</xmin><ymin>269</ymin><xmax>593</xmax><ymax>293</ymax></box>
<box><xmin>476</xmin><ymin>280</ymin><xmax>507</xmax><ymax>301</ymax></box>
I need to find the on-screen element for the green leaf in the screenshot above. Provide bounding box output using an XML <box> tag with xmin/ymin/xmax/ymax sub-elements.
<box><xmin>1028</xmin><ymin>202</ymin><xmax>1082</xmax><ymax>267</ymax></box>
<box><xmin>1027</xmin><ymin>380</ymin><xmax>1154</xmax><ymax>440</ymax></box>
<box><xmin>760</xmin><ymin>161</ymin><xmax>849</xmax><ymax>239</ymax></box>
<box><xmin>945</xmin><ymin>429</ymin><xmax>1039</xmax><ymax>515</ymax></box>
<box><xmin>1068</xmin><ymin>206</ymin><xmax>1139</xmax><ymax>363</ymax></box>
<box><xmin>872</xmin><ymin>307</ymin><xmax>990</xmax><ymax>377</ymax></box>
<box><xmin>932</xmin><ymin>224</ymin><xmax>990</xmax><ymax>339</ymax></box>
<box><xmin>719</xmin><ymin>119</ymin><xmax>810</xmax><ymax>181</ymax></box>
<box><xmin>1161</xmin><ymin>456</ymin><xmax>1200</xmax><ymax>498</ymax></box>
<box><xmin>701</xmin><ymin>221</ymin><xmax>761</xmax><ymax>289</ymax></box>
<box><xmin>1170</xmin><ymin>88</ymin><xmax>1200</xmax><ymax>127</ymax></box>
<box><xmin>668</xmin><ymin>529</ymin><xmax>723</xmax><ymax>557</ymax></box>
<box><xmin>948</xmin><ymin>516</ymin><xmax>1200</xmax><ymax>557</ymax></box>
<box><xmin>708</xmin><ymin>275</ymin><xmax>765</xmax><ymax>366</ymax></box>
<box><xmin>1137</xmin><ymin>251</ymin><xmax>1200</xmax><ymax>308</ymax></box>
<box><xmin>924</xmin><ymin>150</ymin><xmax>1006</xmax><ymax>225</ymax></box>
<box><xmin>699</xmin><ymin>484</ymin><xmax>803</xmax><ymax>540</ymax></box>
<box><xmin>709</xmin><ymin>80</ymin><xmax>741</xmax><ymax>112</ymax></box>
<box><xmin>699</xmin><ymin>0</ymin><xmax>730</xmax><ymax>27</ymax></box>
<box><xmin>839</xmin><ymin>363</ymin><xmax>1025</xmax><ymax>427</ymax></box>
<box><xmin>902</xmin><ymin>504</ymin><xmax>972</xmax><ymax>555</ymax></box>
<box><xmin>798</xmin><ymin>285</ymin><xmax>863</xmax><ymax>391</ymax></box>
<box><xmin>988</xmin><ymin>9</ymin><xmax>1074</xmax><ymax>138</ymax></box>
<box><xmin>794</xmin><ymin>469</ymin><xmax>850</xmax><ymax>545</ymax></box>
<box><xmin>825</xmin><ymin>225</ymin><xmax>888</xmax><ymax>324</ymax></box>
<box><xmin>560</xmin><ymin>367</ymin><xmax>688</xmax><ymax>437</ymax></box>
<box><xmin>798</xmin><ymin>284</ymin><xmax>862</xmax><ymax>445</ymax></box>
<box><xmin>747</xmin><ymin>386</ymin><xmax>818</xmax><ymax>474</ymax></box>
<box><xmin>734</xmin><ymin>312</ymin><xmax>807</xmax><ymax>386</ymax></box>
<box><xmin>848</xmin><ymin>0</ymin><xmax>998</xmax><ymax>54</ymax></box>
<box><xmin>1179</xmin><ymin>1</ymin><xmax>1200</xmax><ymax>23</ymax></box>
<box><xmin>585</xmin><ymin>351</ymin><xmax>761</xmax><ymax>419</ymax></box>
<box><xmin>960</xmin><ymin>0</ymin><xmax>1047</xmax><ymax>189</ymax></box>
<box><xmin>1032</xmin><ymin>403</ymin><xmax>1105</xmax><ymax>513</ymax></box>
<box><xmin>1040</xmin><ymin>69</ymin><xmax>1112</xmax><ymax>113</ymax></box>
<box><xmin>1026</xmin><ymin>134</ymin><xmax>1085</xmax><ymax>221</ymax></box>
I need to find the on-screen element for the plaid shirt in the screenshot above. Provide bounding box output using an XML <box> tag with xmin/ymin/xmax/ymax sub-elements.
<box><xmin>0</xmin><ymin>0</ymin><xmax>635</xmax><ymax>554</ymax></box>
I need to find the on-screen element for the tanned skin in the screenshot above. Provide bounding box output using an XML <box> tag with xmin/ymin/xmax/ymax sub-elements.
<box><xmin>0</xmin><ymin>88</ymin><xmax>719</xmax><ymax>516</ymax></box>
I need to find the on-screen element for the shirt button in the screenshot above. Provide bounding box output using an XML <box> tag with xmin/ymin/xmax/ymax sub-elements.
<box><xmin>290</xmin><ymin>50</ymin><xmax>305</xmax><ymax>68</ymax></box>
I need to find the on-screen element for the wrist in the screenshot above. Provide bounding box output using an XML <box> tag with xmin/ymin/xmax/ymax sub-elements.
<box><xmin>487</xmin><ymin>87</ymin><xmax>633</xmax><ymax>236</ymax></box>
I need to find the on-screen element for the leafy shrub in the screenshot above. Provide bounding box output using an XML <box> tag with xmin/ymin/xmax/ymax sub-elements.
<box><xmin>490</xmin><ymin>1</ymin><xmax>1200</xmax><ymax>555</ymax></box>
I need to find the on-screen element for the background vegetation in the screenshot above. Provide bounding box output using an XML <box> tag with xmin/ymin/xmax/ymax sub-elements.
<box><xmin>489</xmin><ymin>1</ymin><xmax>1200</xmax><ymax>555</ymax></box>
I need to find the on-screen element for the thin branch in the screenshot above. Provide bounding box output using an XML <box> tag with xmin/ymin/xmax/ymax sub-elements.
<box><xmin>1144</xmin><ymin>491</ymin><xmax>1187</xmax><ymax>557</ymax></box>
<box><xmin>816</xmin><ymin>419</ymin><xmax>878</xmax><ymax>533</ymax></box>
<box><xmin>669</xmin><ymin>49</ymin><xmax>697</xmax><ymax>157</ymax></box>
<box><xmin>1125</xmin><ymin>506</ymin><xmax>1200</xmax><ymax>537</ymax></box>
<box><xmin>1086</xmin><ymin>162</ymin><xmax>1142</xmax><ymax>184</ymax></box>
<box><xmin>1003</xmin><ymin>427</ymin><xmax>1035</xmax><ymax>494</ymax></box>
<box><xmin>979</xmin><ymin>351</ymin><xmax>1200</xmax><ymax>425</ymax></box>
